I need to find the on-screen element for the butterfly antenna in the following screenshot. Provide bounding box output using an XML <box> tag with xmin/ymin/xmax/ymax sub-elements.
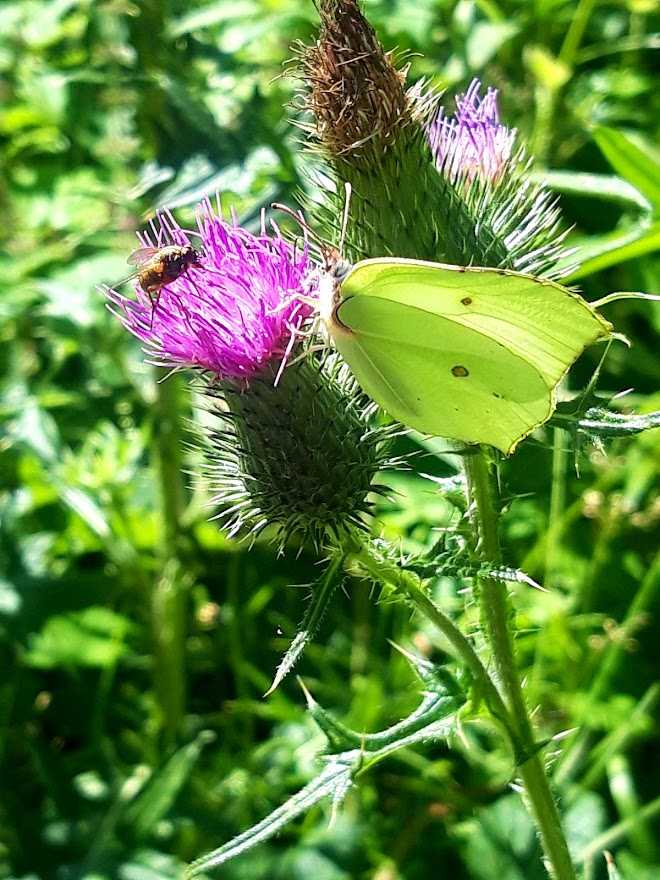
<box><xmin>271</xmin><ymin>202</ymin><xmax>322</xmax><ymax>247</ymax></box>
<box><xmin>339</xmin><ymin>181</ymin><xmax>352</xmax><ymax>254</ymax></box>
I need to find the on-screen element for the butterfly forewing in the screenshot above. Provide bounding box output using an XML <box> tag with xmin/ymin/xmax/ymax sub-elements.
<box><xmin>330</xmin><ymin>257</ymin><xmax>613</xmax><ymax>454</ymax></box>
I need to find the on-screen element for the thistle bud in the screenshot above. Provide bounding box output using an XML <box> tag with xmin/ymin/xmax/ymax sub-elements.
<box><xmin>296</xmin><ymin>0</ymin><xmax>442</xmax><ymax>261</ymax></box>
<box><xmin>428</xmin><ymin>79</ymin><xmax>515</xmax><ymax>185</ymax></box>
<box><xmin>427</xmin><ymin>78</ymin><xmax>568</xmax><ymax>276</ymax></box>
<box><xmin>299</xmin><ymin>0</ymin><xmax>411</xmax><ymax>163</ymax></box>
<box><xmin>298</xmin><ymin>4</ymin><xmax>568</xmax><ymax>277</ymax></box>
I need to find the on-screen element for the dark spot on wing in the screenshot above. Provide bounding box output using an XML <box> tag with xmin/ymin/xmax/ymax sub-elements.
<box><xmin>461</xmin><ymin>297</ymin><xmax>472</xmax><ymax>306</ymax></box>
<box><xmin>492</xmin><ymin>392</ymin><xmax>502</xmax><ymax>399</ymax></box>
<box><xmin>451</xmin><ymin>365</ymin><xmax>469</xmax><ymax>377</ymax></box>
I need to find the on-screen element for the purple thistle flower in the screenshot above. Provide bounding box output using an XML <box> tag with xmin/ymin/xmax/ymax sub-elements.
<box><xmin>429</xmin><ymin>78</ymin><xmax>516</xmax><ymax>184</ymax></box>
<box><xmin>105</xmin><ymin>200</ymin><xmax>315</xmax><ymax>382</ymax></box>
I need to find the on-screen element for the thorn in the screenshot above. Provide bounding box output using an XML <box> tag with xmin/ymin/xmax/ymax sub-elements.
<box><xmin>455</xmin><ymin>713</ymin><xmax>470</xmax><ymax>752</ymax></box>
<box><xmin>551</xmin><ymin>727</ymin><xmax>578</xmax><ymax>742</ymax></box>
<box><xmin>263</xmin><ymin>680</ymin><xmax>278</xmax><ymax>699</ymax></box>
<box><xmin>328</xmin><ymin>797</ymin><xmax>341</xmax><ymax>829</ymax></box>
<box><xmin>387</xmin><ymin>639</ymin><xmax>433</xmax><ymax>676</ymax></box>
<box><xmin>297</xmin><ymin>676</ymin><xmax>317</xmax><ymax>709</ymax></box>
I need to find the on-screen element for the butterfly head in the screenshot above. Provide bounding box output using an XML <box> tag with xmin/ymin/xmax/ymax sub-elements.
<box><xmin>317</xmin><ymin>246</ymin><xmax>353</xmax><ymax>331</ymax></box>
<box><xmin>321</xmin><ymin>244</ymin><xmax>351</xmax><ymax>281</ymax></box>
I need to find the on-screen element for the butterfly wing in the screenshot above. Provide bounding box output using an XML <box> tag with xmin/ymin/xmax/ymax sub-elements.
<box><xmin>332</xmin><ymin>258</ymin><xmax>612</xmax><ymax>453</ymax></box>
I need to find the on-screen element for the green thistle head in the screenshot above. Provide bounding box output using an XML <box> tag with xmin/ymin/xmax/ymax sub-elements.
<box><xmin>297</xmin><ymin>0</ymin><xmax>568</xmax><ymax>277</ymax></box>
<box><xmin>202</xmin><ymin>356</ymin><xmax>403</xmax><ymax>551</ymax></box>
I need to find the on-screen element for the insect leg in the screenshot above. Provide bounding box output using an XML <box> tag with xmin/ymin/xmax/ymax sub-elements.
<box><xmin>148</xmin><ymin>288</ymin><xmax>162</xmax><ymax>330</ymax></box>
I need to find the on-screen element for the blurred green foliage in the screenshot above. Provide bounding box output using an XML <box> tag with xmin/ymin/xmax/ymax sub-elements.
<box><xmin>0</xmin><ymin>1</ymin><xmax>658</xmax><ymax>879</ymax></box>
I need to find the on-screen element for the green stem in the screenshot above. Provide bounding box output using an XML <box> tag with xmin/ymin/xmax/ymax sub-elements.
<box><xmin>579</xmin><ymin>682</ymin><xmax>660</xmax><ymax>795</ymax></box>
<box><xmin>530</xmin><ymin>84</ymin><xmax>557</xmax><ymax>166</ymax></box>
<box><xmin>463</xmin><ymin>450</ymin><xmax>577</xmax><ymax>880</ymax></box>
<box><xmin>607</xmin><ymin>754</ymin><xmax>657</xmax><ymax>862</ymax></box>
<box><xmin>544</xmin><ymin>427</ymin><xmax>568</xmax><ymax>587</ymax></box>
<box><xmin>559</xmin><ymin>0</ymin><xmax>597</xmax><ymax>67</ymax></box>
<box><xmin>152</xmin><ymin>369</ymin><xmax>188</xmax><ymax>745</ymax></box>
<box><xmin>346</xmin><ymin>538</ymin><xmax>515</xmax><ymax>749</ymax></box>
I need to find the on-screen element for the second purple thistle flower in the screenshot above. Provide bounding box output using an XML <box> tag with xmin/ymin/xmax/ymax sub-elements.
<box><xmin>429</xmin><ymin>78</ymin><xmax>516</xmax><ymax>184</ymax></box>
<box><xmin>105</xmin><ymin>200</ymin><xmax>316</xmax><ymax>382</ymax></box>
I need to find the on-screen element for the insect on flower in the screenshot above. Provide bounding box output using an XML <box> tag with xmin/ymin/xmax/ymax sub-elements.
<box><xmin>105</xmin><ymin>201</ymin><xmax>316</xmax><ymax>379</ymax></box>
<box><xmin>124</xmin><ymin>243</ymin><xmax>203</xmax><ymax>326</ymax></box>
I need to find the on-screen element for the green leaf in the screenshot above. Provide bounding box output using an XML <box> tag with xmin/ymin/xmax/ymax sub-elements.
<box><xmin>276</xmin><ymin>847</ymin><xmax>350</xmax><ymax>880</ymax></box>
<box><xmin>566</xmin><ymin>221</ymin><xmax>660</xmax><ymax>280</ymax></box>
<box><xmin>118</xmin><ymin>849</ymin><xmax>183</xmax><ymax>880</ymax></box>
<box><xmin>458</xmin><ymin>794</ymin><xmax>544</xmax><ymax>880</ymax></box>
<box><xmin>593</xmin><ymin>127</ymin><xmax>660</xmax><ymax>211</ymax></box>
<box><xmin>123</xmin><ymin>731</ymin><xmax>216</xmax><ymax>841</ymax></box>
<box><xmin>186</xmin><ymin>755</ymin><xmax>355</xmax><ymax>877</ymax></box>
<box><xmin>188</xmin><ymin>675</ymin><xmax>458</xmax><ymax>876</ymax></box>
<box><xmin>166</xmin><ymin>1</ymin><xmax>257</xmax><ymax>38</ymax></box>
<box><xmin>0</xmin><ymin>578</ymin><xmax>22</xmax><ymax>616</ymax></box>
<box><xmin>10</xmin><ymin>401</ymin><xmax>60</xmax><ymax>462</ymax></box>
<box><xmin>265</xmin><ymin>555</ymin><xmax>344</xmax><ymax>696</ymax></box>
<box><xmin>23</xmin><ymin>607</ymin><xmax>133</xmax><ymax>669</ymax></box>
<box><xmin>565</xmin><ymin>791</ymin><xmax>607</xmax><ymax>858</ymax></box>
<box><xmin>617</xmin><ymin>851</ymin><xmax>660</xmax><ymax>880</ymax></box>
<box><xmin>535</xmin><ymin>170</ymin><xmax>651</xmax><ymax>212</ymax></box>
<box><xmin>466</xmin><ymin>22</ymin><xmax>518</xmax><ymax>69</ymax></box>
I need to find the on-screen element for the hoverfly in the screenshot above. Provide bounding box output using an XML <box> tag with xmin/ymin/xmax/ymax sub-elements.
<box><xmin>125</xmin><ymin>243</ymin><xmax>202</xmax><ymax>325</ymax></box>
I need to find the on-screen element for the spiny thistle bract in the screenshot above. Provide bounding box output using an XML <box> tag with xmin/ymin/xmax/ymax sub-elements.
<box><xmin>297</xmin><ymin>0</ymin><xmax>567</xmax><ymax>276</ymax></box>
<box><xmin>104</xmin><ymin>201</ymin><xmax>401</xmax><ymax>551</ymax></box>
<box><xmin>202</xmin><ymin>356</ymin><xmax>402</xmax><ymax>550</ymax></box>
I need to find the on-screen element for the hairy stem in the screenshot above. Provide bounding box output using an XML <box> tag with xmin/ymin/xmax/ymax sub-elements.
<box><xmin>464</xmin><ymin>449</ymin><xmax>577</xmax><ymax>880</ymax></box>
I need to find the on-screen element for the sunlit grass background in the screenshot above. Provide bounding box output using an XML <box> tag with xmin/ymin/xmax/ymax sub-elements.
<box><xmin>1</xmin><ymin>1</ymin><xmax>658</xmax><ymax>878</ymax></box>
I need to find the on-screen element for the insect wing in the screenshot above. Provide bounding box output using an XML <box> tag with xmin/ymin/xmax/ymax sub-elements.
<box><xmin>341</xmin><ymin>259</ymin><xmax>612</xmax><ymax>388</ymax></box>
<box><xmin>127</xmin><ymin>246</ymin><xmax>161</xmax><ymax>266</ymax></box>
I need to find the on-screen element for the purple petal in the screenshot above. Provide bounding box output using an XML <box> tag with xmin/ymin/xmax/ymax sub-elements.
<box><xmin>429</xmin><ymin>78</ymin><xmax>516</xmax><ymax>183</ymax></box>
<box><xmin>105</xmin><ymin>200</ymin><xmax>316</xmax><ymax>382</ymax></box>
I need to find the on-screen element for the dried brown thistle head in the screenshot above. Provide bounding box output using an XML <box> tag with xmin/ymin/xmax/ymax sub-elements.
<box><xmin>297</xmin><ymin>0</ymin><xmax>414</xmax><ymax>161</ymax></box>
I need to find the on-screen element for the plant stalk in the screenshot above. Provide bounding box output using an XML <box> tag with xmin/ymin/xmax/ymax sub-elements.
<box><xmin>544</xmin><ymin>426</ymin><xmax>568</xmax><ymax>587</ymax></box>
<box><xmin>346</xmin><ymin>538</ymin><xmax>516</xmax><ymax>751</ymax></box>
<box><xmin>463</xmin><ymin>449</ymin><xmax>577</xmax><ymax>880</ymax></box>
<box><xmin>578</xmin><ymin>793</ymin><xmax>660</xmax><ymax>866</ymax></box>
<box><xmin>152</xmin><ymin>369</ymin><xmax>188</xmax><ymax>745</ymax></box>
